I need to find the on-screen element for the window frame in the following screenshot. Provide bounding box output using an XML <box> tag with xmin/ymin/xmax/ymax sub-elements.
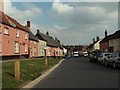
<box><xmin>34</xmin><ymin>47</ymin><xmax>37</xmax><ymax>54</ymax></box>
<box><xmin>25</xmin><ymin>44</ymin><xmax>28</xmax><ymax>52</ymax></box>
<box><xmin>14</xmin><ymin>41</ymin><xmax>19</xmax><ymax>54</ymax></box>
<box><xmin>16</xmin><ymin>29</ymin><xmax>19</xmax><ymax>38</ymax></box>
<box><xmin>25</xmin><ymin>32</ymin><xmax>27</xmax><ymax>40</ymax></box>
<box><xmin>4</xmin><ymin>27</ymin><xmax>9</xmax><ymax>35</ymax></box>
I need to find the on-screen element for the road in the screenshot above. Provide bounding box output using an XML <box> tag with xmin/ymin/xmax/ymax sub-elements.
<box><xmin>32</xmin><ymin>57</ymin><xmax>119</xmax><ymax>88</ymax></box>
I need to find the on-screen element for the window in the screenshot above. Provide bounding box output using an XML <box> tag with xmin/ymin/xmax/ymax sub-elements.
<box><xmin>16</xmin><ymin>29</ymin><xmax>19</xmax><ymax>38</ymax></box>
<box><xmin>34</xmin><ymin>47</ymin><xmax>36</xmax><ymax>54</ymax></box>
<box><xmin>30</xmin><ymin>41</ymin><xmax>32</xmax><ymax>43</ymax></box>
<box><xmin>4</xmin><ymin>27</ymin><xmax>9</xmax><ymax>35</ymax></box>
<box><xmin>25</xmin><ymin>32</ymin><xmax>27</xmax><ymax>40</ymax></box>
<box><xmin>25</xmin><ymin>44</ymin><xmax>27</xmax><ymax>52</ymax></box>
<box><xmin>34</xmin><ymin>41</ymin><xmax>36</xmax><ymax>44</ymax></box>
<box><xmin>14</xmin><ymin>42</ymin><xmax>19</xmax><ymax>53</ymax></box>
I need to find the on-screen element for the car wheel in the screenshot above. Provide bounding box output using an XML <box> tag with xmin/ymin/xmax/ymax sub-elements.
<box><xmin>113</xmin><ymin>62</ymin><xmax>116</xmax><ymax>68</ymax></box>
<box><xmin>105</xmin><ymin>61</ymin><xmax>107</xmax><ymax>66</ymax></box>
<box><xmin>102</xmin><ymin>60</ymin><xmax>105</xmax><ymax>64</ymax></box>
<box><xmin>101</xmin><ymin>60</ymin><xmax>103</xmax><ymax>64</ymax></box>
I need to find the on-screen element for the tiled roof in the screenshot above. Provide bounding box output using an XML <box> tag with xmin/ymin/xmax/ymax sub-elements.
<box><xmin>55</xmin><ymin>39</ymin><xmax>63</xmax><ymax>49</ymax></box>
<box><xmin>25</xmin><ymin>27</ymin><xmax>39</xmax><ymax>42</ymax></box>
<box><xmin>0</xmin><ymin>11</ymin><xmax>29</xmax><ymax>32</ymax></box>
<box><xmin>29</xmin><ymin>31</ymin><xmax>39</xmax><ymax>42</ymax></box>
<box><xmin>36</xmin><ymin>30</ymin><xmax>63</xmax><ymax>48</ymax></box>
<box><xmin>88</xmin><ymin>40</ymin><xmax>99</xmax><ymax>49</ymax></box>
<box><xmin>100</xmin><ymin>30</ymin><xmax>120</xmax><ymax>43</ymax></box>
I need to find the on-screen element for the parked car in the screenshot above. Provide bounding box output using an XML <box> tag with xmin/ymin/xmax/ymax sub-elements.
<box><xmin>98</xmin><ymin>52</ymin><xmax>112</xmax><ymax>64</ymax></box>
<box><xmin>89</xmin><ymin>50</ymin><xmax>102</xmax><ymax>62</ymax></box>
<box><xmin>104</xmin><ymin>52</ymin><xmax>120</xmax><ymax>68</ymax></box>
<box><xmin>73</xmin><ymin>51</ymin><xmax>79</xmax><ymax>57</ymax></box>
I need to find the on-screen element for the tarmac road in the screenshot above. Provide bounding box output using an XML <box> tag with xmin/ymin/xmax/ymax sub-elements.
<box><xmin>32</xmin><ymin>57</ymin><xmax>119</xmax><ymax>88</ymax></box>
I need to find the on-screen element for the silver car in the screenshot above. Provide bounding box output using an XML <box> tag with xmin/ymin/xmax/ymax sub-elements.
<box><xmin>104</xmin><ymin>52</ymin><xmax>120</xmax><ymax>68</ymax></box>
<box><xmin>98</xmin><ymin>53</ymin><xmax>112</xmax><ymax>64</ymax></box>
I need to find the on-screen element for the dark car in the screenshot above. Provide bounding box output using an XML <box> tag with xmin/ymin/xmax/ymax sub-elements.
<box><xmin>88</xmin><ymin>50</ymin><xmax>102</xmax><ymax>62</ymax></box>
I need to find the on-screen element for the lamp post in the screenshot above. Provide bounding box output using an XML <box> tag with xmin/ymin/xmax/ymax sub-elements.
<box><xmin>44</xmin><ymin>47</ymin><xmax>48</xmax><ymax>66</ymax></box>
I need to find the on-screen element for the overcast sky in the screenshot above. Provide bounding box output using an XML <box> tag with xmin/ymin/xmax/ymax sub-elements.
<box><xmin>4</xmin><ymin>0</ymin><xmax>118</xmax><ymax>45</ymax></box>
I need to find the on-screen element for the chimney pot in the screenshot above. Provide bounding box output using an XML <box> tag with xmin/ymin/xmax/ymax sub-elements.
<box><xmin>105</xmin><ymin>29</ymin><xmax>107</xmax><ymax>37</ymax></box>
<box><xmin>46</xmin><ymin>31</ymin><xmax>49</xmax><ymax>36</ymax></box>
<box><xmin>37</xmin><ymin>30</ymin><xmax>40</xmax><ymax>33</ymax></box>
<box><xmin>27</xmin><ymin>21</ymin><xmax>30</xmax><ymax>27</ymax></box>
<box><xmin>93</xmin><ymin>38</ymin><xmax>95</xmax><ymax>43</ymax></box>
<box><xmin>96</xmin><ymin>36</ymin><xmax>99</xmax><ymax>41</ymax></box>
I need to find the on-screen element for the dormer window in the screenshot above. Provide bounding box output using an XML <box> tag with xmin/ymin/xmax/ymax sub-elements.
<box><xmin>4</xmin><ymin>27</ymin><xmax>9</xmax><ymax>35</ymax></box>
<box><xmin>16</xmin><ymin>29</ymin><xmax>19</xmax><ymax>38</ymax></box>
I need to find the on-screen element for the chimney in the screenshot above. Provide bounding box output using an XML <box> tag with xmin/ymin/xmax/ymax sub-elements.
<box><xmin>93</xmin><ymin>38</ymin><xmax>95</xmax><ymax>43</ymax></box>
<box><xmin>55</xmin><ymin>37</ymin><xmax>57</xmax><ymax>41</ymax></box>
<box><xmin>46</xmin><ymin>31</ymin><xmax>49</xmax><ymax>36</ymax></box>
<box><xmin>105</xmin><ymin>29</ymin><xmax>107</xmax><ymax>37</ymax></box>
<box><xmin>27</xmin><ymin>21</ymin><xmax>30</xmax><ymax>27</ymax></box>
<box><xmin>37</xmin><ymin>29</ymin><xmax>40</xmax><ymax>33</ymax></box>
<box><xmin>96</xmin><ymin>36</ymin><xmax>100</xmax><ymax>41</ymax></box>
<box><xmin>57</xmin><ymin>40</ymin><xmax>60</xmax><ymax>43</ymax></box>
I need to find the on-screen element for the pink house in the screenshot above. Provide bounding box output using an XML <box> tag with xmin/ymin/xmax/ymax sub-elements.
<box><xmin>36</xmin><ymin>30</ymin><xmax>63</xmax><ymax>58</ymax></box>
<box><xmin>26</xmin><ymin>21</ymin><xmax>39</xmax><ymax>58</ymax></box>
<box><xmin>0</xmin><ymin>11</ymin><xmax>29</xmax><ymax>59</ymax></box>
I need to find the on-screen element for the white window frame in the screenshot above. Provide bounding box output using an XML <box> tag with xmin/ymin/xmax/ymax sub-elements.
<box><xmin>25</xmin><ymin>44</ymin><xmax>27</xmax><ymax>52</ymax></box>
<box><xmin>25</xmin><ymin>32</ymin><xmax>27</xmax><ymax>40</ymax></box>
<box><xmin>16</xmin><ymin>29</ymin><xmax>19</xmax><ymax>38</ymax></box>
<box><xmin>30</xmin><ymin>41</ymin><xmax>32</xmax><ymax>43</ymax></box>
<box><xmin>34</xmin><ymin>41</ymin><xmax>36</xmax><ymax>44</ymax></box>
<box><xmin>34</xmin><ymin>47</ymin><xmax>36</xmax><ymax>54</ymax></box>
<box><xmin>14</xmin><ymin>42</ymin><xmax>19</xmax><ymax>53</ymax></box>
<box><xmin>4</xmin><ymin>27</ymin><xmax>9</xmax><ymax>35</ymax></box>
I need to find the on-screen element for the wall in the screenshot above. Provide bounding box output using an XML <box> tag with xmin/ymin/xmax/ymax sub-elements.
<box><xmin>0</xmin><ymin>1</ymin><xmax>3</xmax><ymax>12</ymax></box>
<box><xmin>29</xmin><ymin>40</ymin><xmax>38</xmax><ymax>57</ymax></box>
<box><xmin>100</xmin><ymin>42</ymin><xmax>109</xmax><ymax>52</ymax></box>
<box><xmin>109</xmin><ymin>38</ymin><xmax>120</xmax><ymax>52</ymax></box>
<box><xmin>38</xmin><ymin>39</ymin><xmax>46</xmax><ymax>57</ymax></box>
<box><xmin>93</xmin><ymin>40</ymin><xmax>101</xmax><ymax>50</ymax></box>
<box><xmin>1</xmin><ymin>24</ymin><xmax>29</xmax><ymax>56</ymax></box>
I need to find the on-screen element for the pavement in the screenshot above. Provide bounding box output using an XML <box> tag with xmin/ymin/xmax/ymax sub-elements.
<box><xmin>30</xmin><ymin>57</ymin><xmax>119</xmax><ymax>88</ymax></box>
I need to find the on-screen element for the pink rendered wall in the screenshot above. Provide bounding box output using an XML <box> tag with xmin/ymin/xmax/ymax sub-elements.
<box><xmin>51</xmin><ymin>47</ymin><xmax>55</xmax><ymax>57</ymax></box>
<box><xmin>1</xmin><ymin>24</ymin><xmax>29</xmax><ymax>56</ymax></box>
<box><xmin>46</xmin><ymin>46</ymin><xmax>55</xmax><ymax>57</ymax></box>
<box><xmin>46</xmin><ymin>47</ymin><xmax>63</xmax><ymax>57</ymax></box>
<box><xmin>29</xmin><ymin>40</ymin><xmax>38</xmax><ymax>58</ymax></box>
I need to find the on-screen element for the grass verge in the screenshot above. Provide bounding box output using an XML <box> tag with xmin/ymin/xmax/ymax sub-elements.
<box><xmin>2</xmin><ymin>58</ymin><xmax>61</xmax><ymax>88</ymax></box>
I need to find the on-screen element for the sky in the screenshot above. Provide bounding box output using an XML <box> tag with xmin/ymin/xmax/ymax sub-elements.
<box><xmin>3</xmin><ymin>0</ymin><xmax>118</xmax><ymax>45</ymax></box>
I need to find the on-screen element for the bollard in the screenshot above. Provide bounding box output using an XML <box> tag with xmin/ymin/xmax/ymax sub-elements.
<box><xmin>14</xmin><ymin>60</ymin><xmax>20</xmax><ymax>80</ymax></box>
<box><xmin>44</xmin><ymin>49</ymin><xmax>48</xmax><ymax>66</ymax></box>
<box><xmin>45</xmin><ymin>58</ymin><xmax>48</xmax><ymax>66</ymax></box>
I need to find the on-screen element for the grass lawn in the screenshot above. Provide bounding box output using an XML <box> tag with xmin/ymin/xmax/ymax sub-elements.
<box><xmin>2</xmin><ymin>58</ymin><xmax>61</xmax><ymax>88</ymax></box>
